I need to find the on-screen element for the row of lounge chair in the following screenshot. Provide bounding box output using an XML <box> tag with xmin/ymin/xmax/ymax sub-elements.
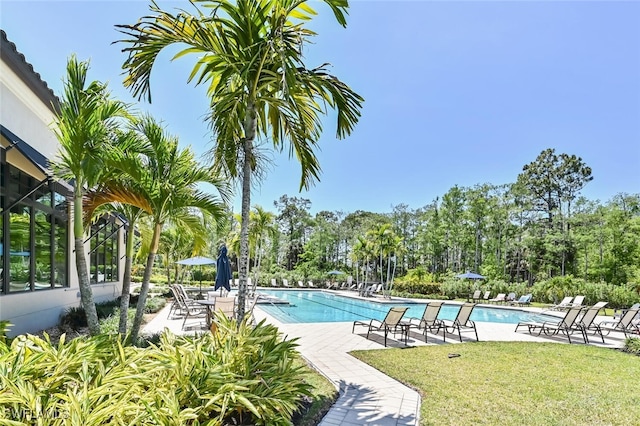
<box><xmin>269</xmin><ymin>278</ymin><xmax>353</xmax><ymax>289</ymax></box>
<box><xmin>548</xmin><ymin>295</ymin><xmax>585</xmax><ymax>311</ymax></box>
<box><xmin>352</xmin><ymin>302</ymin><xmax>479</xmax><ymax>346</ymax></box>
<box><xmin>515</xmin><ymin>302</ymin><xmax>640</xmax><ymax>344</ymax></box>
<box><xmin>470</xmin><ymin>291</ymin><xmax>532</xmax><ymax>306</ymax></box>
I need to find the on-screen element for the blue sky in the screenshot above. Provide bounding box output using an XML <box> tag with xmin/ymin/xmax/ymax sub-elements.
<box><xmin>2</xmin><ymin>0</ymin><xmax>638</xmax><ymax>215</ymax></box>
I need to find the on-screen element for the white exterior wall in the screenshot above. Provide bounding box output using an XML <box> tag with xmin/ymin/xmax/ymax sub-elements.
<box><xmin>0</xmin><ymin>47</ymin><xmax>125</xmax><ymax>337</ymax></box>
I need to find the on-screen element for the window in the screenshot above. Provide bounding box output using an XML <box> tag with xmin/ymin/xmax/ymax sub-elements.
<box><xmin>89</xmin><ymin>218</ymin><xmax>119</xmax><ymax>284</ymax></box>
<box><xmin>0</xmin><ymin>166</ymin><xmax>69</xmax><ymax>294</ymax></box>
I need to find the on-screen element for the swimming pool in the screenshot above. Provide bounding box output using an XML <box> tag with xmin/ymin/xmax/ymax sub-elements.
<box><xmin>257</xmin><ymin>290</ymin><xmax>557</xmax><ymax>324</ymax></box>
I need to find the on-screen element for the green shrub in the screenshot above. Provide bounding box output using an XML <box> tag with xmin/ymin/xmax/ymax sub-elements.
<box><xmin>97</xmin><ymin>309</ymin><xmax>136</xmax><ymax>335</ymax></box>
<box><xmin>393</xmin><ymin>281</ymin><xmax>441</xmax><ymax>295</ymax></box>
<box><xmin>606</xmin><ymin>285</ymin><xmax>640</xmax><ymax>309</ymax></box>
<box><xmin>95</xmin><ymin>300</ymin><xmax>119</xmax><ymax>318</ymax></box>
<box><xmin>60</xmin><ymin>297</ymin><xmax>166</xmax><ymax>332</ymax></box>
<box><xmin>60</xmin><ymin>306</ymin><xmax>88</xmax><ymax>329</ymax></box>
<box><xmin>531</xmin><ymin>278</ymin><xmax>640</xmax><ymax>308</ymax></box>
<box><xmin>144</xmin><ymin>297</ymin><xmax>166</xmax><ymax>314</ymax></box>
<box><xmin>623</xmin><ymin>337</ymin><xmax>640</xmax><ymax>356</ymax></box>
<box><xmin>0</xmin><ymin>315</ymin><xmax>312</xmax><ymax>425</ymax></box>
<box><xmin>0</xmin><ymin>321</ymin><xmax>11</xmax><ymax>346</ymax></box>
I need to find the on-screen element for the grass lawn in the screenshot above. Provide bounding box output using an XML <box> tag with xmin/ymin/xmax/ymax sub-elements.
<box><xmin>294</xmin><ymin>358</ymin><xmax>338</xmax><ymax>426</ymax></box>
<box><xmin>351</xmin><ymin>342</ymin><xmax>640</xmax><ymax>426</ymax></box>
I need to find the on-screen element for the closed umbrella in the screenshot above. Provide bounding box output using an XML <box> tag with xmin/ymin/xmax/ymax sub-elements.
<box><xmin>176</xmin><ymin>255</ymin><xmax>216</xmax><ymax>296</ymax></box>
<box><xmin>215</xmin><ymin>245</ymin><xmax>232</xmax><ymax>294</ymax></box>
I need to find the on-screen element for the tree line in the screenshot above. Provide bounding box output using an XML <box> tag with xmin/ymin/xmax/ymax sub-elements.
<box><xmin>219</xmin><ymin>149</ymin><xmax>639</xmax><ymax>289</ymax></box>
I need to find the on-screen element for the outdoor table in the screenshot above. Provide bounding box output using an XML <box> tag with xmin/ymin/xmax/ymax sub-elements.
<box><xmin>196</xmin><ymin>299</ymin><xmax>217</xmax><ymax>326</ymax></box>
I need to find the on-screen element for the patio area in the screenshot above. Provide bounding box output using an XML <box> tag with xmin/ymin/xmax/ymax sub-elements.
<box><xmin>142</xmin><ymin>292</ymin><xmax>629</xmax><ymax>426</ymax></box>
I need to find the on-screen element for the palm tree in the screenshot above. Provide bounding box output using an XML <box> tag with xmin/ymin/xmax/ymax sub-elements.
<box><xmin>367</xmin><ymin>223</ymin><xmax>401</xmax><ymax>295</ymax></box>
<box><xmin>352</xmin><ymin>235</ymin><xmax>374</xmax><ymax>287</ymax></box>
<box><xmin>250</xmin><ymin>205</ymin><xmax>276</xmax><ymax>291</ymax></box>
<box><xmin>85</xmin><ymin>200</ymin><xmax>145</xmax><ymax>336</ymax></box>
<box><xmin>85</xmin><ymin>115</ymin><xmax>231</xmax><ymax>342</ymax></box>
<box><xmin>116</xmin><ymin>0</ymin><xmax>363</xmax><ymax>322</ymax></box>
<box><xmin>159</xmin><ymin>220</ymin><xmax>209</xmax><ymax>286</ymax></box>
<box><xmin>385</xmin><ymin>234</ymin><xmax>404</xmax><ymax>296</ymax></box>
<box><xmin>51</xmin><ymin>55</ymin><xmax>130</xmax><ymax>335</ymax></box>
<box><xmin>83</xmin><ymin>129</ymin><xmax>148</xmax><ymax>336</ymax></box>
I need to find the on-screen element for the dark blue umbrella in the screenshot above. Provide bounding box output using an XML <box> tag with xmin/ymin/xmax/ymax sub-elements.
<box><xmin>215</xmin><ymin>245</ymin><xmax>232</xmax><ymax>293</ymax></box>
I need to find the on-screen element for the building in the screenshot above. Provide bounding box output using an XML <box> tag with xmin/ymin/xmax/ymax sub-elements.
<box><xmin>0</xmin><ymin>30</ymin><xmax>125</xmax><ymax>337</ymax></box>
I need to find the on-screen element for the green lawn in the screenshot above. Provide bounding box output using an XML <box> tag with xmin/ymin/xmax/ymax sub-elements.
<box><xmin>351</xmin><ymin>342</ymin><xmax>640</xmax><ymax>426</ymax></box>
<box><xmin>295</xmin><ymin>358</ymin><xmax>338</xmax><ymax>426</ymax></box>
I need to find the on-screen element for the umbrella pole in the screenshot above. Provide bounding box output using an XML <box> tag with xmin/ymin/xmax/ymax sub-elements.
<box><xmin>199</xmin><ymin>265</ymin><xmax>203</xmax><ymax>296</ymax></box>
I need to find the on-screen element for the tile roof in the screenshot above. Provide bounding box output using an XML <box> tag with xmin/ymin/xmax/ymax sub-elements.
<box><xmin>1</xmin><ymin>29</ymin><xmax>59</xmax><ymax>112</ymax></box>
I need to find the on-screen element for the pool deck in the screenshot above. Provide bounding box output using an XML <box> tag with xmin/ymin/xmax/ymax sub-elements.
<box><xmin>142</xmin><ymin>291</ymin><xmax>629</xmax><ymax>426</ymax></box>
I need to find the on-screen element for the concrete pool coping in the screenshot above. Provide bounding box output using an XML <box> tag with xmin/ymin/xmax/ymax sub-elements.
<box><xmin>143</xmin><ymin>290</ymin><xmax>629</xmax><ymax>426</ymax></box>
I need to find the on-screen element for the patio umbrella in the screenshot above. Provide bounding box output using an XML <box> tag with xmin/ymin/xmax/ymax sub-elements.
<box><xmin>214</xmin><ymin>245</ymin><xmax>232</xmax><ymax>294</ymax></box>
<box><xmin>327</xmin><ymin>270</ymin><xmax>344</xmax><ymax>285</ymax></box>
<box><xmin>456</xmin><ymin>271</ymin><xmax>486</xmax><ymax>300</ymax></box>
<box><xmin>455</xmin><ymin>271</ymin><xmax>485</xmax><ymax>280</ymax></box>
<box><xmin>176</xmin><ymin>255</ymin><xmax>216</xmax><ymax>295</ymax></box>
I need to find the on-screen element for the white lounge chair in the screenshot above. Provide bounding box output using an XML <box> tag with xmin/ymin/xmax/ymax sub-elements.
<box><xmin>568</xmin><ymin>295</ymin><xmax>585</xmax><ymax>308</ymax></box>
<box><xmin>549</xmin><ymin>296</ymin><xmax>574</xmax><ymax>311</ymax></box>
<box><xmin>488</xmin><ymin>293</ymin><xmax>506</xmax><ymax>304</ymax></box>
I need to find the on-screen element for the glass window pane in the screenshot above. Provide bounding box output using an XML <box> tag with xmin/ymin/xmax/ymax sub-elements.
<box><xmin>0</xmin><ymin>201</ymin><xmax>3</xmax><ymax>294</ymax></box>
<box><xmin>34</xmin><ymin>209</ymin><xmax>51</xmax><ymax>290</ymax></box>
<box><xmin>9</xmin><ymin>204</ymin><xmax>31</xmax><ymax>292</ymax></box>
<box><xmin>53</xmin><ymin>192</ymin><xmax>67</xmax><ymax>212</ymax></box>
<box><xmin>89</xmin><ymin>218</ymin><xmax>119</xmax><ymax>284</ymax></box>
<box><xmin>54</xmin><ymin>217</ymin><xmax>67</xmax><ymax>288</ymax></box>
<box><xmin>34</xmin><ymin>186</ymin><xmax>51</xmax><ymax>207</ymax></box>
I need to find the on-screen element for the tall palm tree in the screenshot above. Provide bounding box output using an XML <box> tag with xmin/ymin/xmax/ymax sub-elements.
<box><xmin>116</xmin><ymin>0</ymin><xmax>363</xmax><ymax>322</ymax></box>
<box><xmin>352</xmin><ymin>235</ymin><xmax>374</xmax><ymax>286</ymax></box>
<box><xmin>84</xmin><ymin>129</ymin><xmax>148</xmax><ymax>336</ymax></box>
<box><xmin>85</xmin><ymin>115</ymin><xmax>231</xmax><ymax>343</ymax></box>
<box><xmin>159</xmin><ymin>220</ymin><xmax>209</xmax><ymax>286</ymax></box>
<box><xmin>85</xmin><ymin>199</ymin><xmax>145</xmax><ymax>336</ymax></box>
<box><xmin>250</xmin><ymin>205</ymin><xmax>276</xmax><ymax>291</ymax></box>
<box><xmin>367</xmin><ymin>223</ymin><xmax>400</xmax><ymax>294</ymax></box>
<box><xmin>51</xmin><ymin>55</ymin><xmax>130</xmax><ymax>335</ymax></box>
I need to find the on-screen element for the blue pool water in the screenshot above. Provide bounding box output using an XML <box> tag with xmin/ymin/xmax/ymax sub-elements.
<box><xmin>258</xmin><ymin>290</ymin><xmax>557</xmax><ymax>324</ymax></box>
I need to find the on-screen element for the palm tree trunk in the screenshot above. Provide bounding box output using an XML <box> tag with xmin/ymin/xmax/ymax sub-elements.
<box><xmin>237</xmin><ymin>101</ymin><xmax>257</xmax><ymax>322</ymax></box>
<box><xmin>129</xmin><ymin>222</ymin><xmax>161</xmax><ymax>343</ymax></box>
<box><xmin>118</xmin><ymin>222</ymin><xmax>136</xmax><ymax>335</ymax></box>
<box><xmin>238</xmin><ymin>149</ymin><xmax>251</xmax><ymax>321</ymax></box>
<box><xmin>379</xmin><ymin>251</ymin><xmax>384</xmax><ymax>286</ymax></box>
<box><xmin>390</xmin><ymin>256</ymin><xmax>397</xmax><ymax>296</ymax></box>
<box><xmin>74</xmin><ymin>192</ymin><xmax>100</xmax><ymax>335</ymax></box>
<box><xmin>253</xmin><ymin>241</ymin><xmax>262</xmax><ymax>294</ymax></box>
